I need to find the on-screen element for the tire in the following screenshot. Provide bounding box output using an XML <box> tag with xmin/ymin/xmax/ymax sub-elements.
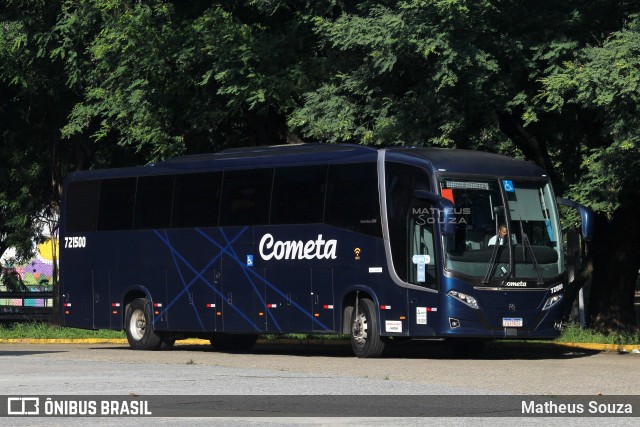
<box><xmin>209</xmin><ymin>333</ymin><xmax>257</xmax><ymax>353</ymax></box>
<box><xmin>449</xmin><ymin>338</ymin><xmax>487</xmax><ymax>358</ymax></box>
<box><xmin>160</xmin><ymin>334</ymin><xmax>176</xmax><ymax>351</ymax></box>
<box><xmin>350</xmin><ymin>298</ymin><xmax>385</xmax><ymax>358</ymax></box>
<box><xmin>124</xmin><ymin>298</ymin><xmax>162</xmax><ymax>350</ymax></box>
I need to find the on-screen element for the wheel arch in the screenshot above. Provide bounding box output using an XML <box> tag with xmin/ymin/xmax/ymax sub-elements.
<box><xmin>339</xmin><ymin>285</ymin><xmax>380</xmax><ymax>334</ymax></box>
<box><xmin>121</xmin><ymin>285</ymin><xmax>154</xmax><ymax>330</ymax></box>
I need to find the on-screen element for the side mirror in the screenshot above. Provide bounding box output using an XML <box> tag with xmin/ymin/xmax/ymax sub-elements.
<box><xmin>413</xmin><ymin>190</ymin><xmax>456</xmax><ymax>236</ymax></box>
<box><xmin>556</xmin><ymin>197</ymin><xmax>594</xmax><ymax>242</ymax></box>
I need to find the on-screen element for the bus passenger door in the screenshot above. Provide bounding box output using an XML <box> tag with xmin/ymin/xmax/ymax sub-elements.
<box><xmin>407</xmin><ymin>203</ymin><xmax>440</xmax><ymax>336</ymax></box>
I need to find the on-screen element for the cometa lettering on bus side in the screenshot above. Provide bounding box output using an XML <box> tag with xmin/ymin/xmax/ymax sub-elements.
<box><xmin>259</xmin><ymin>234</ymin><xmax>337</xmax><ymax>261</ymax></box>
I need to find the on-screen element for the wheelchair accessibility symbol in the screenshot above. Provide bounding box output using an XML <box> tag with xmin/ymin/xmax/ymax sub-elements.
<box><xmin>502</xmin><ymin>180</ymin><xmax>515</xmax><ymax>192</ymax></box>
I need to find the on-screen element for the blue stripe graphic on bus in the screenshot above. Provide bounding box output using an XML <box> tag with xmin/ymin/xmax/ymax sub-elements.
<box><xmin>153</xmin><ymin>228</ymin><xmax>262</xmax><ymax>332</ymax></box>
<box><xmin>218</xmin><ymin>229</ymin><xmax>283</xmax><ymax>332</ymax></box>
<box><xmin>197</xmin><ymin>228</ymin><xmax>329</xmax><ymax>331</ymax></box>
<box><xmin>164</xmin><ymin>230</ymin><xmax>205</xmax><ymax>330</ymax></box>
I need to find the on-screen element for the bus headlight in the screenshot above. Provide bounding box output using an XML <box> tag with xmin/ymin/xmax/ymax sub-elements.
<box><xmin>542</xmin><ymin>294</ymin><xmax>563</xmax><ymax>311</ymax></box>
<box><xmin>448</xmin><ymin>290</ymin><xmax>479</xmax><ymax>309</ymax></box>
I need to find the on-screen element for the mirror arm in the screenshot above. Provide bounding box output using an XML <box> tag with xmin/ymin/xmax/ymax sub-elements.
<box><xmin>556</xmin><ymin>197</ymin><xmax>594</xmax><ymax>242</ymax></box>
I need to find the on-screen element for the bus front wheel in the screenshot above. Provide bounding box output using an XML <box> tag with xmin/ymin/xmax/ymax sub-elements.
<box><xmin>125</xmin><ymin>298</ymin><xmax>162</xmax><ymax>350</ymax></box>
<box><xmin>350</xmin><ymin>298</ymin><xmax>385</xmax><ymax>358</ymax></box>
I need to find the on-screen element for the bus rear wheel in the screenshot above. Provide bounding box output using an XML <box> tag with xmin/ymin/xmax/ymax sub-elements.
<box><xmin>350</xmin><ymin>298</ymin><xmax>385</xmax><ymax>358</ymax></box>
<box><xmin>125</xmin><ymin>298</ymin><xmax>162</xmax><ymax>350</ymax></box>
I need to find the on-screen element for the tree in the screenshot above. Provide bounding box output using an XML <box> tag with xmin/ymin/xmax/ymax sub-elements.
<box><xmin>287</xmin><ymin>1</ymin><xmax>640</xmax><ymax>331</ymax></box>
<box><xmin>540</xmin><ymin>15</ymin><xmax>640</xmax><ymax>331</ymax></box>
<box><xmin>1</xmin><ymin>0</ymin><xmax>639</xmax><ymax>331</ymax></box>
<box><xmin>0</xmin><ymin>0</ymin><xmax>66</xmax><ymax>259</ymax></box>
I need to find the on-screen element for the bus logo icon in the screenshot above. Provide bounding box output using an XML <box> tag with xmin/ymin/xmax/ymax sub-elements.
<box><xmin>7</xmin><ymin>397</ymin><xmax>40</xmax><ymax>415</ymax></box>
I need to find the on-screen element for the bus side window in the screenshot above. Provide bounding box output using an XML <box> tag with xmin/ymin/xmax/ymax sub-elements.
<box><xmin>134</xmin><ymin>175</ymin><xmax>174</xmax><ymax>229</ymax></box>
<box><xmin>271</xmin><ymin>165</ymin><xmax>327</xmax><ymax>224</ymax></box>
<box><xmin>325</xmin><ymin>163</ymin><xmax>381</xmax><ymax>237</ymax></box>
<box><xmin>408</xmin><ymin>203</ymin><xmax>437</xmax><ymax>289</ymax></box>
<box><xmin>220</xmin><ymin>169</ymin><xmax>274</xmax><ymax>226</ymax></box>
<box><xmin>66</xmin><ymin>180</ymin><xmax>101</xmax><ymax>232</ymax></box>
<box><xmin>172</xmin><ymin>172</ymin><xmax>222</xmax><ymax>228</ymax></box>
<box><xmin>385</xmin><ymin>162</ymin><xmax>431</xmax><ymax>283</ymax></box>
<box><xmin>97</xmin><ymin>178</ymin><xmax>136</xmax><ymax>231</ymax></box>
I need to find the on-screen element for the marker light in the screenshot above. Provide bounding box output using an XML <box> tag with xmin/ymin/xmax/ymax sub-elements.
<box><xmin>447</xmin><ymin>290</ymin><xmax>479</xmax><ymax>309</ymax></box>
<box><xmin>542</xmin><ymin>294</ymin><xmax>563</xmax><ymax>311</ymax></box>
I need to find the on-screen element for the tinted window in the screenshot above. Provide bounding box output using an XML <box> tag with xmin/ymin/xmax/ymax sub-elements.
<box><xmin>326</xmin><ymin>163</ymin><xmax>381</xmax><ymax>237</ymax></box>
<box><xmin>98</xmin><ymin>178</ymin><xmax>136</xmax><ymax>231</ymax></box>
<box><xmin>172</xmin><ymin>172</ymin><xmax>222</xmax><ymax>228</ymax></box>
<box><xmin>66</xmin><ymin>180</ymin><xmax>101</xmax><ymax>232</ymax></box>
<box><xmin>271</xmin><ymin>166</ymin><xmax>327</xmax><ymax>224</ymax></box>
<box><xmin>385</xmin><ymin>162</ymin><xmax>432</xmax><ymax>284</ymax></box>
<box><xmin>220</xmin><ymin>169</ymin><xmax>273</xmax><ymax>226</ymax></box>
<box><xmin>134</xmin><ymin>175</ymin><xmax>174</xmax><ymax>229</ymax></box>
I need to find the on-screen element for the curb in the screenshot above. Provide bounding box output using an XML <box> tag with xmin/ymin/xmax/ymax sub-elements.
<box><xmin>0</xmin><ymin>338</ymin><xmax>638</xmax><ymax>353</ymax></box>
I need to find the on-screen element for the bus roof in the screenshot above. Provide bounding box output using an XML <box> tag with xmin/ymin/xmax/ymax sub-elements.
<box><xmin>158</xmin><ymin>143</ymin><xmax>378</xmax><ymax>169</ymax></box>
<box><xmin>389</xmin><ymin>147</ymin><xmax>547</xmax><ymax>178</ymax></box>
<box><xmin>66</xmin><ymin>143</ymin><xmax>547</xmax><ymax>181</ymax></box>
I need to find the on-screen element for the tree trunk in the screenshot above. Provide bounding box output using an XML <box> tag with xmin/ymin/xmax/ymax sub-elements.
<box><xmin>497</xmin><ymin>113</ymin><xmax>561</xmax><ymax>188</ymax></box>
<box><xmin>587</xmin><ymin>195</ymin><xmax>640</xmax><ymax>332</ymax></box>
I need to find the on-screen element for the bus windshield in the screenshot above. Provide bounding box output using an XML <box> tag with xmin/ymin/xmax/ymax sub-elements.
<box><xmin>440</xmin><ymin>178</ymin><xmax>563</xmax><ymax>283</ymax></box>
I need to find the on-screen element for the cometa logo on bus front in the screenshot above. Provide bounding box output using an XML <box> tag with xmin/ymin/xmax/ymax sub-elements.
<box><xmin>259</xmin><ymin>234</ymin><xmax>337</xmax><ymax>261</ymax></box>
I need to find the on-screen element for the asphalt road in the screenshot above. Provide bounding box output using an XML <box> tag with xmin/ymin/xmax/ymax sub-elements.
<box><xmin>0</xmin><ymin>341</ymin><xmax>638</xmax><ymax>425</ymax></box>
<box><xmin>0</xmin><ymin>340</ymin><xmax>638</xmax><ymax>394</ymax></box>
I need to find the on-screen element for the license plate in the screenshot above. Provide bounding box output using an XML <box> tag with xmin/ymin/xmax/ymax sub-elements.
<box><xmin>502</xmin><ymin>317</ymin><xmax>523</xmax><ymax>327</ymax></box>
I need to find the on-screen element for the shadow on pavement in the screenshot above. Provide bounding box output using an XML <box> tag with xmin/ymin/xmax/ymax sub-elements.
<box><xmin>94</xmin><ymin>340</ymin><xmax>600</xmax><ymax>360</ymax></box>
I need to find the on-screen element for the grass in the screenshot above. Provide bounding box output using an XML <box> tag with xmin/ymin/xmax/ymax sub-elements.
<box><xmin>0</xmin><ymin>322</ymin><xmax>125</xmax><ymax>339</ymax></box>
<box><xmin>555</xmin><ymin>323</ymin><xmax>640</xmax><ymax>346</ymax></box>
<box><xmin>0</xmin><ymin>322</ymin><xmax>637</xmax><ymax>346</ymax></box>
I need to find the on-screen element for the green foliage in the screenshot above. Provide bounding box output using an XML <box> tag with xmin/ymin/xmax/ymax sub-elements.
<box><xmin>540</xmin><ymin>14</ymin><xmax>640</xmax><ymax>216</ymax></box>
<box><xmin>558</xmin><ymin>323</ymin><xmax>640</xmax><ymax>346</ymax></box>
<box><xmin>0</xmin><ymin>322</ymin><xmax>125</xmax><ymax>339</ymax></box>
<box><xmin>1</xmin><ymin>0</ymin><xmax>640</xmax><ymax>329</ymax></box>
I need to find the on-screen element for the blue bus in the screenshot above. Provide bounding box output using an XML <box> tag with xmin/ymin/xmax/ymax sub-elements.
<box><xmin>60</xmin><ymin>144</ymin><xmax>593</xmax><ymax>357</ymax></box>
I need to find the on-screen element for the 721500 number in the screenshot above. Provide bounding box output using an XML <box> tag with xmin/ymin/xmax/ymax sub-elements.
<box><xmin>65</xmin><ymin>236</ymin><xmax>86</xmax><ymax>248</ymax></box>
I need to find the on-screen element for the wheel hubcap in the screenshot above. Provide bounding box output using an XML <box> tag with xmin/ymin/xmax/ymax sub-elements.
<box><xmin>129</xmin><ymin>309</ymin><xmax>146</xmax><ymax>341</ymax></box>
<box><xmin>352</xmin><ymin>311</ymin><xmax>368</xmax><ymax>349</ymax></box>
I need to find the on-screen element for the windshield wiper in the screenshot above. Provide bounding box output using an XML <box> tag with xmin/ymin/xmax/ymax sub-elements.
<box><xmin>519</xmin><ymin>223</ymin><xmax>545</xmax><ymax>285</ymax></box>
<box><xmin>481</xmin><ymin>242</ymin><xmax>501</xmax><ymax>285</ymax></box>
<box><xmin>482</xmin><ymin>206</ymin><xmax>510</xmax><ymax>285</ymax></box>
